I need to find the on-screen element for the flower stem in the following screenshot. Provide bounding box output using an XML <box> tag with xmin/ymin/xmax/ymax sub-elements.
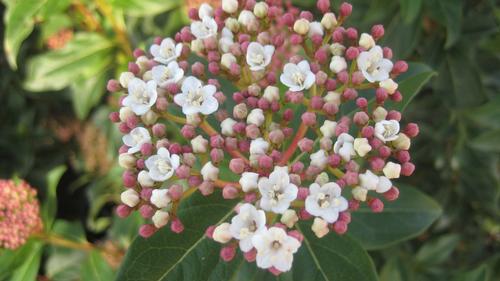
<box><xmin>199</xmin><ymin>119</ymin><xmax>250</xmax><ymax>164</ymax></box>
<box><xmin>279</xmin><ymin>123</ymin><xmax>308</xmax><ymax>165</ymax></box>
<box><xmin>32</xmin><ymin>232</ymin><xmax>95</xmax><ymax>251</ymax></box>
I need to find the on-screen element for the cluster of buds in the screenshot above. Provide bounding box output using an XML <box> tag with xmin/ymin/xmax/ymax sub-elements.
<box><xmin>0</xmin><ymin>180</ymin><xmax>43</xmax><ymax>249</ymax></box>
<box><xmin>108</xmin><ymin>0</ymin><xmax>418</xmax><ymax>274</ymax></box>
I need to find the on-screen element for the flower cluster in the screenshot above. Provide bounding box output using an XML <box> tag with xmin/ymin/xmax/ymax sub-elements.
<box><xmin>108</xmin><ymin>0</ymin><xmax>419</xmax><ymax>274</ymax></box>
<box><xmin>0</xmin><ymin>180</ymin><xmax>43</xmax><ymax>249</ymax></box>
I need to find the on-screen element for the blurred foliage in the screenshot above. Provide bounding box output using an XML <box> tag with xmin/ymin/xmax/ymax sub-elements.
<box><xmin>0</xmin><ymin>0</ymin><xmax>499</xmax><ymax>280</ymax></box>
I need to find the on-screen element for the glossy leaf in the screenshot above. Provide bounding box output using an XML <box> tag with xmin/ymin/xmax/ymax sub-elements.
<box><xmin>10</xmin><ymin>241</ymin><xmax>43</xmax><ymax>281</ymax></box>
<box><xmin>0</xmin><ymin>241</ymin><xmax>40</xmax><ymax>280</ymax></box>
<box><xmin>81</xmin><ymin>250</ymin><xmax>115</xmax><ymax>281</ymax></box>
<box><xmin>3</xmin><ymin>0</ymin><xmax>47</xmax><ymax>69</ymax></box>
<box><xmin>348</xmin><ymin>185</ymin><xmax>442</xmax><ymax>250</ymax></box>
<box><xmin>23</xmin><ymin>32</ymin><xmax>113</xmax><ymax>92</ymax></box>
<box><xmin>394</xmin><ymin>63</ymin><xmax>436</xmax><ymax>112</ymax></box>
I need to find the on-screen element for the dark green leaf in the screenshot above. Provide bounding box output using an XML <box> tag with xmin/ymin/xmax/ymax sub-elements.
<box><xmin>71</xmin><ymin>71</ymin><xmax>108</xmax><ymax>119</ymax></box>
<box><xmin>399</xmin><ymin>0</ymin><xmax>422</xmax><ymax>23</ymax></box>
<box><xmin>10</xmin><ymin>241</ymin><xmax>43</xmax><ymax>281</ymax></box>
<box><xmin>415</xmin><ymin>234</ymin><xmax>460</xmax><ymax>266</ymax></box>
<box><xmin>23</xmin><ymin>32</ymin><xmax>113</xmax><ymax>92</ymax></box>
<box><xmin>0</xmin><ymin>241</ymin><xmax>40</xmax><ymax>280</ymax></box>
<box><xmin>3</xmin><ymin>0</ymin><xmax>48</xmax><ymax>68</ymax></box>
<box><xmin>437</xmin><ymin>0</ymin><xmax>464</xmax><ymax>49</ymax></box>
<box><xmin>81</xmin><ymin>250</ymin><xmax>115</xmax><ymax>281</ymax></box>
<box><xmin>452</xmin><ymin>264</ymin><xmax>490</xmax><ymax>281</ymax></box>
<box><xmin>394</xmin><ymin>63</ymin><xmax>436</xmax><ymax>112</ymax></box>
<box><xmin>42</xmin><ymin>166</ymin><xmax>66</xmax><ymax>229</ymax></box>
<box><xmin>470</xmin><ymin>130</ymin><xmax>500</xmax><ymax>152</ymax></box>
<box><xmin>349</xmin><ymin>185</ymin><xmax>442</xmax><ymax>250</ymax></box>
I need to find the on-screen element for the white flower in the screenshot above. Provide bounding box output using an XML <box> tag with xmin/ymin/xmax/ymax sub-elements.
<box><xmin>249</xmin><ymin>138</ymin><xmax>269</xmax><ymax>155</ymax></box>
<box><xmin>213</xmin><ymin>223</ymin><xmax>232</xmax><ymax>243</ymax></box>
<box><xmin>308</xmin><ymin>21</ymin><xmax>324</xmax><ymax>37</ymax></box>
<box><xmin>280</xmin><ymin>209</ymin><xmax>299</xmax><ymax>228</ymax></box>
<box><xmin>333</xmin><ymin>133</ymin><xmax>356</xmax><ymax>161</ymax></box>
<box><xmin>329</xmin><ymin>55</ymin><xmax>347</xmax><ymax>73</ymax></box>
<box><xmin>150</xmin><ymin>38</ymin><xmax>182</xmax><ymax>64</ymax></box>
<box><xmin>138</xmin><ymin>170</ymin><xmax>154</xmax><ymax>187</ymax></box>
<box><xmin>118</xmin><ymin>153</ymin><xmax>136</xmax><ymax>169</ymax></box>
<box><xmin>123</xmin><ymin>78</ymin><xmax>158</xmax><ymax>115</ymax></box>
<box><xmin>352</xmin><ymin>186</ymin><xmax>368</xmax><ymax>201</ymax></box>
<box><xmin>238</xmin><ymin>10</ymin><xmax>257</xmax><ymax>26</ymax></box>
<box><xmin>372</xmin><ymin>106</ymin><xmax>388</xmax><ymax>122</ymax></box>
<box><xmin>121</xmin><ymin>189</ymin><xmax>140</xmax><ymax>207</ymax></box>
<box><xmin>306</xmin><ymin>182</ymin><xmax>348</xmax><ymax>223</ymax></box>
<box><xmin>201</xmin><ymin>161</ymin><xmax>219</xmax><ymax>181</ymax></box>
<box><xmin>374</xmin><ymin>120</ymin><xmax>400</xmax><ymax>142</ymax></box>
<box><xmin>320</xmin><ymin>120</ymin><xmax>337</xmax><ymax>138</ymax></box>
<box><xmin>246</xmin><ymin>42</ymin><xmax>275</xmax><ymax>71</ymax></box>
<box><xmin>222</xmin><ymin>0</ymin><xmax>238</xmax><ymax>14</ymax></box>
<box><xmin>359</xmin><ymin>33</ymin><xmax>375</xmax><ymax>49</ymax></box>
<box><xmin>393</xmin><ymin>133</ymin><xmax>411</xmax><ymax>150</ymax></box>
<box><xmin>221</xmin><ymin>53</ymin><xmax>237</xmax><ymax>69</ymax></box>
<box><xmin>122</xmin><ymin>127</ymin><xmax>151</xmax><ymax>154</ymax></box>
<box><xmin>310</xmin><ymin>149</ymin><xmax>328</xmax><ymax>169</ymax></box>
<box><xmin>247</xmin><ymin>108</ymin><xmax>265</xmax><ymax>126</ymax></box>
<box><xmin>151</xmin><ymin>61</ymin><xmax>184</xmax><ymax>88</ymax></box>
<box><xmin>311</xmin><ymin>217</ymin><xmax>329</xmax><ymax>238</ymax></box>
<box><xmin>321</xmin><ymin>13</ymin><xmax>337</xmax><ymax>30</ymax></box>
<box><xmin>191</xmin><ymin>16</ymin><xmax>218</xmax><ymax>39</ymax></box>
<box><xmin>293</xmin><ymin>18</ymin><xmax>310</xmax><ymax>35</ymax></box>
<box><xmin>383</xmin><ymin>162</ymin><xmax>401</xmax><ymax>179</ymax></box>
<box><xmin>329</xmin><ymin>43</ymin><xmax>345</xmax><ymax>56</ymax></box>
<box><xmin>280</xmin><ymin>60</ymin><xmax>315</xmax><ymax>92</ymax></box>
<box><xmin>229</xmin><ymin>203</ymin><xmax>266</xmax><ymax>252</ymax></box>
<box><xmin>191</xmin><ymin>135</ymin><xmax>208</xmax><ymax>153</ymax></box>
<box><xmin>251</xmin><ymin>227</ymin><xmax>300</xmax><ymax>272</ymax></box>
<box><xmin>150</xmin><ymin>188</ymin><xmax>171</xmax><ymax>208</ymax></box>
<box><xmin>359</xmin><ymin>170</ymin><xmax>379</xmax><ymax>191</ymax></box>
<box><xmin>258</xmin><ymin>167</ymin><xmax>298</xmax><ymax>214</ymax></box>
<box><xmin>380</xmin><ymin>78</ymin><xmax>398</xmax><ymax>94</ymax></box>
<box><xmin>357</xmin><ymin>45</ymin><xmax>393</xmax><ymax>82</ymax></box>
<box><xmin>219</xmin><ymin>28</ymin><xmax>234</xmax><ymax>53</ymax></box>
<box><xmin>221</xmin><ymin>118</ymin><xmax>237</xmax><ymax>136</ymax></box>
<box><xmin>377</xmin><ymin>176</ymin><xmax>392</xmax><ymax>193</ymax></box>
<box><xmin>119</xmin><ymin>72</ymin><xmax>135</xmax><ymax>88</ymax></box>
<box><xmin>145</xmin><ymin>147</ymin><xmax>180</xmax><ymax>182</ymax></box>
<box><xmin>263</xmin><ymin>86</ymin><xmax>279</xmax><ymax>102</ymax></box>
<box><xmin>119</xmin><ymin>106</ymin><xmax>134</xmax><ymax>122</ymax></box>
<box><xmin>152</xmin><ymin>210</ymin><xmax>169</xmax><ymax>228</ymax></box>
<box><xmin>198</xmin><ymin>3</ymin><xmax>213</xmax><ymax>18</ymax></box>
<box><xmin>239</xmin><ymin>172</ymin><xmax>259</xmax><ymax>192</ymax></box>
<box><xmin>353</xmin><ymin>138</ymin><xmax>372</xmax><ymax>157</ymax></box>
<box><xmin>253</xmin><ymin>2</ymin><xmax>268</xmax><ymax>18</ymax></box>
<box><xmin>191</xmin><ymin>38</ymin><xmax>205</xmax><ymax>53</ymax></box>
<box><xmin>174</xmin><ymin>76</ymin><xmax>218</xmax><ymax>115</ymax></box>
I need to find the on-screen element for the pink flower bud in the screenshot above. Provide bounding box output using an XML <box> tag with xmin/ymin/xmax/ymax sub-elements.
<box><xmin>311</xmin><ymin>96</ymin><xmax>324</xmax><ymax>110</ymax></box>
<box><xmin>282</xmin><ymin>12</ymin><xmax>295</xmax><ymax>27</ymax></box>
<box><xmin>340</xmin><ymin>2</ymin><xmax>353</xmax><ymax>17</ymax></box>
<box><xmin>317</xmin><ymin>0</ymin><xmax>330</xmax><ymax>13</ymax></box>
<box><xmin>377</xmin><ymin>145</ymin><xmax>391</xmax><ymax>158</ymax></box>
<box><xmin>188</xmin><ymin>176</ymin><xmax>202</xmax><ymax>187</ymax></box>
<box><xmin>370</xmin><ymin>157</ymin><xmax>385</xmax><ymax>172</ymax></box>
<box><xmin>368</xmin><ymin>198</ymin><xmax>384</xmax><ymax>213</ymax></box>
<box><xmin>299</xmin><ymin>208</ymin><xmax>313</xmax><ymax>220</ymax></box>
<box><xmin>332</xmin><ymin>28</ymin><xmax>344</xmax><ymax>42</ymax></box>
<box><xmin>180</xmin><ymin>125</ymin><xmax>195</xmax><ymax>139</ymax></box>
<box><xmin>220</xmin><ymin>246</ymin><xmax>236</xmax><ymax>262</ymax></box>
<box><xmin>199</xmin><ymin>181</ymin><xmax>214</xmax><ymax>196</ymax></box>
<box><xmin>128</xmin><ymin>62</ymin><xmax>140</xmax><ymax>75</ymax></box>
<box><xmin>384</xmin><ymin>187</ymin><xmax>400</xmax><ymax>201</ymax></box>
<box><xmin>345</xmin><ymin>46</ymin><xmax>359</xmax><ymax>60</ymax></box>
<box><xmin>139</xmin><ymin>224</ymin><xmax>157</xmax><ymax>238</ymax></box>
<box><xmin>118</xmin><ymin>123</ymin><xmax>130</xmax><ymax>134</ymax></box>
<box><xmin>171</xmin><ymin>218</ymin><xmax>184</xmax><ymax>233</ymax></box>
<box><xmin>229</xmin><ymin>62</ymin><xmax>241</xmax><ymax>76</ymax></box>
<box><xmin>188</xmin><ymin>8</ymin><xmax>199</xmax><ymax>20</ymax></box>
<box><xmin>107</xmin><ymin>79</ymin><xmax>121</xmax><ymax>92</ymax></box>
<box><xmin>169</xmin><ymin>143</ymin><xmax>182</xmax><ymax>154</ymax></box>
<box><xmin>323</xmin><ymin>102</ymin><xmax>339</xmax><ymax>115</ymax></box>
<box><xmin>346</xmin><ymin>27</ymin><xmax>358</xmax><ymax>40</ymax></box>
<box><xmin>208</xmin><ymin>62</ymin><xmax>220</xmax><ymax>75</ymax></box>
<box><xmin>301</xmin><ymin>112</ymin><xmax>317</xmax><ymax>126</ymax></box>
<box><xmin>401</xmin><ymin>162</ymin><xmax>415</xmax><ymax>176</ymax></box>
<box><xmin>244</xmin><ymin>192</ymin><xmax>257</xmax><ymax>203</ymax></box>
<box><xmin>269</xmin><ymin>130</ymin><xmax>285</xmax><ymax>144</ymax></box>
<box><xmin>288</xmin><ymin>230</ymin><xmax>304</xmax><ymax>242</ymax></box>
<box><xmin>404</xmin><ymin>123</ymin><xmax>419</xmax><ymax>138</ymax></box>
<box><xmin>210</xmin><ymin>148</ymin><xmax>224</xmax><ymax>164</ymax></box>
<box><xmin>369</xmin><ymin>138</ymin><xmax>383</xmax><ymax>149</ymax></box>
<box><xmin>167</xmin><ymin>184</ymin><xmax>183</xmax><ymax>201</ymax></box>
<box><xmin>349</xmin><ymin>199</ymin><xmax>360</xmax><ymax>210</ymax></box>
<box><xmin>300</xmin><ymin>11</ymin><xmax>313</xmax><ymax>21</ymax></box>
<box><xmin>328</xmin><ymin>154</ymin><xmax>341</xmax><ymax>167</ymax></box>
<box><xmin>371</xmin><ymin>24</ymin><xmax>385</xmax><ymax>39</ymax></box>
<box><xmin>229</xmin><ymin>158</ymin><xmax>246</xmax><ymax>174</ymax></box>
<box><xmin>176</xmin><ymin>165</ymin><xmax>190</xmax><ymax>179</ymax></box>
<box><xmin>311</xmin><ymin>34</ymin><xmax>324</xmax><ymax>46</ymax></box>
<box><xmin>325</xmin><ymin>78</ymin><xmax>337</xmax><ymax>90</ymax></box>
<box><xmin>205</xmin><ymin>225</ymin><xmax>215</xmax><ymax>239</ymax></box>
<box><xmin>383</xmin><ymin>47</ymin><xmax>393</xmax><ymax>59</ymax></box>
<box><xmin>393</xmin><ymin>60</ymin><xmax>408</xmax><ymax>74</ymax></box>
<box><xmin>298</xmin><ymin>138</ymin><xmax>314</xmax><ymax>152</ymax></box>
<box><xmin>343</xmin><ymin>88</ymin><xmax>358</xmax><ymax>100</ymax></box>
<box><xmin>210</xmin><ymin>135</ymin><xmax>224</xmax><ymax>149</ymax></box>
<box><xmin>290</xmin><ymin>34</ymin><xmax>303</xmax><ymax>44</ymax></box>
<box><xmin>140</xmin><ymin>188</ymin><xmax>152</xmax><ymax>201</ymax></box>
<box><xmin>152</xmin><ymin>123</ymin><xmax>166</xmax><ymax>137</ymax></box>
<box><xmin>139</xmin><ymin>204</ymin><xmax>155</xmax><ymax>218</ymax></box>
<box><xmin>343</xmin><ymin>171</ymin><xmax>359</xmax><ymax>186</ymax></box>
<box><xmin>222</xmin><ymin>185</ymin><xmax>239</xmax><ymax>199</ymax></box>
<box><xmin>123</xmin><ymin>171</ymin><xmax>137</xmax><ymax>187</ymax></box>
<box><xmin>339</xmin><ymin>212</ymin><xmax>351</xmax><ymax>223</ymax></box>
<box><xmin>116</xmin><ymin>204</ymin><xmax>132</xmax><ymax>218</ymax></box>
<box><xmin>297</xmin><ymin>187</ymin><xmax>309</xmax><ymax>200</ymax></box>
<box><xmin>314</xmin><ymin>48</ymin><xmax>328</xmax><ymax>64</ymax></box>
<box><xmin>353</xmin><ymin>111</ymin><xmax>369</xmax><ymax>126</ymax></box>
<box><xmin>258</xmin><ymin>155</ymin><xmax>274</xmax><ymax>169</ymax></box>
<box><xmin>109</xmin><ymin>111</ymin><xmax>120</xmax><ymax>123</ymax></box>
<box><xmin>238</xmin><ymin>139</ymin><xmax>250</xmax><ymax>153</ymax></box>
<box><xmin>390</xmin><ymin>91</ymin><xmax>403</xmax><ymax>102</ymax></box>
<box><xmin>225</xmin><ymin>137</ymin><xmax>238</xmax><ymax>151</ymax></box>
<box><xmin>375</xmin><ymin>88</ymin><xmax>388</xmax><ymax>103</ymax></box>
<box><xmin>387</xmin><ymin>110</ymin><xmax>401</xmax><ymax>121</ymax></box>
<box><xmin>243</xmin><ymin>249</ymin><xmax>257</xmax><ymax>262</ymax></box>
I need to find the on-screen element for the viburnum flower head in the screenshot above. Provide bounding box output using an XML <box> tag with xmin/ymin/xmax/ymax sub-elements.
<box><xmin>109</xmin><ymin>0</ymin><xmax>419</xmax><ymax>275</ymax></box>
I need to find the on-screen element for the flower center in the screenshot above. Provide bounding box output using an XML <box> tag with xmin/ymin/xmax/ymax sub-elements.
<box><xmin>155</xmin><ymin>158</ymin><xmax>172</xmax><ymax>174</ymax></box>
<box><xmin>161</xmin><ymin>46</ymin><xmax>175</xmax><ymax>58</ymax></box>
<box><xmin>160</xmin><ymin>68</ymin><xmax>172</xmax><ymax>81</ymax></box>
<box><xmin>132</xmin><ymin>131</ymin><xmax>145</xmax><ymax>144</ymax></box>
<box><xmin>268</xmin><ymin>184</ymin><xmax>284</xmax><ymax>206</ymax></box>
<box><xmin>132</xmin><ymin>86</ymin><xmax>150</xmax><ymax>105</ymax></box>
<box><xmin>292</xmin><ymin>71</ymin><xmax>305</xmax><ymax>86</ymax></box>
<box><xmin>272</xmin><ymin>240</ymin><xmax>281</xmax><ymax>249</ymax></box>
<box><xmin>186</xmin><ymin>89</ymin><xmax>205</xmax><ymax>107</ymax></box>
<box><xmin>250</xmin><ymin>53</ymin><xmax>265</xmax><ymax>65</ymax></box>
<box><xmin>382</xmin><ymin>124</ymin><xmax>397</xmax><ymax>138</ymax></box>
<box><xmin>317</xmin><ymin>193</ymin><xmax>331</xmax><ymax>208</ymax></box>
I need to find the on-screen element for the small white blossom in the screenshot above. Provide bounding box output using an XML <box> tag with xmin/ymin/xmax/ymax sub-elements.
<box><xmin>219</xmin><ymin>28</ymin><xmax>234</xmax><ymax>53</ymax></box>
<box><xmin>150</xmin><ymin>189</ymin><xmax>171</xmax><ymax>208</ymax></box>
<box><xmin>353</xmin><ymin>138</ymin><xmax>372</xmax><ymax>157</ymax></box>
<box><xmin>151</xmin><ymin>61</ymin><xmax>184</xmax><ymax>88</ymax></box>
<box><xmin>191</xmin><ymin>16</ymin><xmax>218</xmax><ymax>39</ymax></box>
<box><xmin>221</xmin><ymin>118</ymin><xmax>237</xmax><ymax>136</ymax></box>
<box><xmin>224</xmin><ymin>18</ymin><xmax>239</xmax><ymax>33</ymax></box>
<box><xmin>280</xmin><ymin>209</ymin><xmax>299</xmax><ymax>228</ymax></box>
<box><xmin>311</xmin><ymin>217</ymin><xmax>330</xmax><ymax>238</ymax></box>
<box><xmin>198</xmin><ymin>3</ymin><xmax>213</xmax><ymax>18</ymax></box>
<box><xmin>152</xmin><ymin>210</ymin><xmax>169</xmax><ymax>228</ymax></box>
<box><xmin>359</xmin><ymin>170</ymin><xmax>379</xmax><ymax>191</ymax></box>
<box><xmin>374</xmin><ymin>120</ymin><xmax>400</xmax><ymax>142</ymax></box>
<box><xmin>123</xmin><ymin>78</ymin><xmax>158</xmax><ymax>115</ymax></box>
<box><xmin>263</xmin><ymin>86</ymin><xmax>280</xmax><ymax>102</ymax></box>
<box><xmin>377</xmin><ymin>176</ymin><xmax>392</xmax><ymax>193</ymax></box>
<box><xmin>122</xmin><ymin>127</ymin><xmax>151</xmax><ymax>154</ymax></box>
<box><xmin>383</xmin><ymin>162</ymin><xmax>401</xmax><ymax>179</ymax></box>
<box><xmin>121</xmin><ymin>189</ymin><xmax>140</xmax><ymax>207</ymax></box>
<box><xmin>191</xmin><ymin>135</ymin><xmax>208</xmax><ymax>153</ymax></box>
<box><xmin>330</xmin><ymin>55</ymin><xmax>348</xmax><ymax>73</ymax></box>
<box><xmin>321</xmin><ymin>13</ymin><xmax>337</xmax><ymax>30</ymax></box>
<box><xmin>229</xmin><ymin>203</ymin><xmax>266</xmax><ymax>252</ymax></box>
<box><xmin>191</xmin><ymin>38</ymin><xmax>205</xmax><ymax>53</ymax></box>
<box><xmin>306</xmin><ymin>182</ymin><xmax>348</xmax><ymax>223</ymax></box>
<box><xmin>310</xmin><ymin>149</ymin><xmax>328</xmax><ymax>169</ymax></box>
<box><xmin>280</xmin><ymin>60</ymin><xmax>315</xmax><ymax>92</ymax></box>
<box><xmin>213</xmin><ymin>222</ymin><xmax>232</xmax><ymax>243</ymax></box>
<box><xmin>238</xmin><ymin>10</ymin><xmax>257</xmax><ymax>26</ymax></box>
<box><xmin>119</xmin><ymin>72</ymin><xmax>135</xmax><ymax>88</ymax></box>
<box><xmin>201</xmin><ymin>161</ymin><xmax>219</xmax><ymax>181</ymax></box>
<box><xmin>320</xmin><ymin>120</ymin><xmax>338</xmax><ymax>138</ymax></box>
<box><xmin>247</xmin><ymin>108</ymin><xmax>265</xmax><ymax>126</ymax></box>
<box><xmin>372</xmin><ymin>106</ymin><xmax>388</xmax><ymax>122</ymax></box>
<box><xmin>150</xmin><ymin>38</ymin><xmax>182</xmax><ymax>64</ymax></box>
<box><xmin>246</xmin><ymin>42</ymin><xmax>275</xmax><ymax>71</ymax></box>
<box><xmin>293</xmin><ymin>18</ymin><xmax>310</xmax><ymax>35</ymax></box>
<box><xmin>333</xmin><ymin>133</ymin><xmax>356</xmax><ymax>161</ymax></box>
<box><xmin>221</xmin><ymin>53</ymin><xmax>237</xmax><ymax>69</ymax></box>
<box><xmin>174</xmin><ymin>76</ymin><xmax>218</xmax><ymax>115</ymax></box>
<box><xmin>119</xmin><ymin>106</ymin><xmax>134</xmax><ymax>122</ymax></box>
<box><xmin>359</xmin><ymin>33</ymin><xmax>375</xmax><ymax>49</ymax></box>
<box><xmin>222</xmin><ymin>0</ymin><xmax>238</xmax><ymax>14</ymax></box>
<box><xmin>145</xmin><ymin>147</ymin><xmax>180</xmax><ymax>182</ymax></box>
<box><xmin>393</xmin><ymin>133</ymin><xmax>411</xmax><ymax>150</ymax></box>
<box><xmin>258</xmin><ymin>167</ymin><xmax>298</xmax><ymax>214</ymax></box>
<box><xmin>239</xmin><ymin>172</ymin><xmax>259</xmax><ymax>192</ymax></box>
<box><xmin>118</xmin><ymin>153</ymin><xmax>136</xmax><ymax>169</ymax></box>
<box><xmin>357</xmin><ymin>45</ymin><xmax>393</xmax><ymax>82</ymax></box>
<box><xmin>324</xmin><ymin>91</ymin><xmax>342</xmax><ymax>105</ymax></box>
<box><xmin>308</xmin><ymin>21</ymin><xmax>324</xmax><ymax>37</ymax></box>
<box><xmin>352</xmin><ymin>186</ymin><xmax>368</xmax><ymax>201</ymax></box>
<box><xmin>380</xmin><ymin>78</ymin><xmax>398</xmax><ymax>94</ymax></box>
<box><xmin>138</xmin><ymin>170</ymin><xmax>154</xmax><ymax>187</ymax></box>
<box><xmin>141</xmin><ymin>110</ymin><xmax>158</xmax><ymax>126</ymax></box>
<box><xmin>249</xmin><ymin>138</ymin><xmax>269</xmax><ymax>155</ymax></box>
<box><xmin>251</xmin><ymin>227</ymin><xmax>301</xmax><ymax>272</ymax></box>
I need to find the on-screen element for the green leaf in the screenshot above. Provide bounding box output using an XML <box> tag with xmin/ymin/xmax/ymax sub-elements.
<box><xmin>438</xmin><ymin>0</ymin><xmax>464</xmax><ymax>49</ymax></box>
<box><xmin>394</xmin><ymin>63</ymin><xmax>436</xmax><ymax>112</ymax></box>
<box><xmin>81</xmin><ymin>251</ymin><xmax>115</xmax><ymax>281</ymax></box>
<box><xmin>115</xmin><ymin>191</ymin><xmax>238</xmax><ymax>281</ymax></box>
<box><xmin>23</xmin><ymin>32</ymin><xmax>113</xmax><ymax>92</ymax></box>
<box><xmin>470</xmin><ymin>130</ymin><xmax>500</xmax><ymax>152</ymax></box>
<box><xmin>71</xmin><ymin>71</ymin><xmax>108</xmax><ymax>119</ymax></box>
<box><xmin>452</xmin><ymin>264</ymin><xmax>490</xmax><ymax>281</ymax></box>
<box><xmin>0</xmin><ymin>241</ymin><xmax>40</xmax><ymax>280</ymax></box>
<box><xmin>415</xmin><ymin>234</ymin><xmax>460</xmax><ymax>266</ymax></box>
<box><xmin>348</xmin><ymin>185</ymin><xmax>442</xmax><ymax>250</ymax></box>
<box><xmin>42</xmin><ymin>166</ymin><xmax>66</xmax><ymax>229</ymax></box>
<box><xmin>3</xmin><ymin>0</ymin><xmax>48</xmax><ymax>69</ymax></box>
<box><xmin>10</xmin><ymin>241</ymin><xmax>43</xmax><ymax>281</ymax></box>
<box><xmin>399</xmin><ymin>0</ymin><xmax>422</xmax><ymax>23</ymax></box>
<box><xmin>463</xmin><ymin>96</ymin><xmax>500</xmax><ymax>129</ymax></box>
<box><xmin>110</xmin><ymin>0</ymin><xmax>182</xmax><ymax>17</ymax></box>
